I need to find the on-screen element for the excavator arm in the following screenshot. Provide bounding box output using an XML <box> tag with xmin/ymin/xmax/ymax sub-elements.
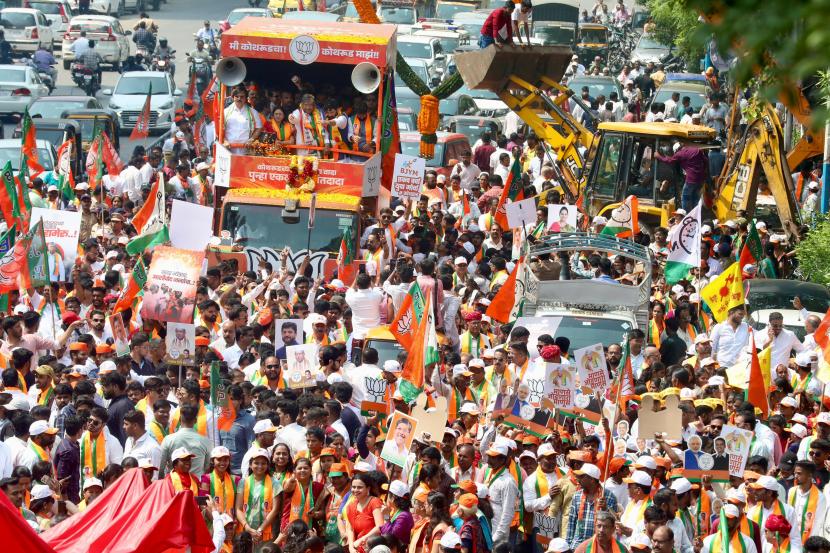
<box><xmin>781</xmin><ymin>86</ymin><xmax>824</xmax><ymax>170</ymax></box>
<box><xmin>714</xmin><ymin>103</ymin><xmax>802</xmax><ymax>238</ymax></box>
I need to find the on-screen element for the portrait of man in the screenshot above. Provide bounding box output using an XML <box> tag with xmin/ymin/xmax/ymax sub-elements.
<box><xmin>712</xmin><ymin>437</ymin><xmax>729</xmax><ymax>470</ymax></box>
<box><xmin>684</xmin><ymin>435</ymin><xmax>704</xmax><ymax>470</ymax></box>
<box><xmin>381</xmin><ymin>411</ymin><xmax>418</xmax><ymax>468</ymax></box>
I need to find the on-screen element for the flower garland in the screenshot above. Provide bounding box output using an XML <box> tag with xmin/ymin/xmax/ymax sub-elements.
<box><xmin>287</xmin><ymin>155</ymin><xmax>318</xmax><ymax>192</ymax></box>
<box><xmin>233</xmin><ymin>187</ymin><xmax>360</xmax><ymax>207</ymax></box>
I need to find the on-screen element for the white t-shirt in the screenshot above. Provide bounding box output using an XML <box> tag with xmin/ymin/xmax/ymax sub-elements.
<box><xmin>512</xmin><ymin>4</ymin><xmax>531</xmax><ymax>24</ymax></box>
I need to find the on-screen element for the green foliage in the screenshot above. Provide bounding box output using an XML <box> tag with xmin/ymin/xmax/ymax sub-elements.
<box><xmin>796</xmin><ymin>216</ymin><xmax>830</xmax><ymax>286</ymax></box>
<box><xmin>641</xmin><ymin>0</ymin><xmax>702</xmax><ymax>66</ymax></box>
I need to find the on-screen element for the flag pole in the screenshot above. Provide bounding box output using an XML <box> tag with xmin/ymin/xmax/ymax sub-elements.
<box><xmin>603</xmin><ymin>341</ymin><xmax>626</xmax><ymax>479</ymax></box>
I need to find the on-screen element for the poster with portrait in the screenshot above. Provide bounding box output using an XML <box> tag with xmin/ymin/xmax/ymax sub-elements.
<box><xmin>274</xmin><ymin>319</ymin><xmax>303</xmax><ymax>358</ymax></box>
<box><xmin>543</xmin><ymin>363</ymin><xmax>576</xmax><ymax>410</ymax></box>
<box><xmin>683</xmin><ymin>424</ymin><xmax>750</xmax><ymax>483</ymax></box>
<box><xmin>546</xmin><ymin>204</ymin><xmax>578</xmax><ymax>233</ymax></box>
<box><xmin>141</xmin><ymin>246</ymin><xmax>204</xmax><ymax>324</ymax></box>
<box><xmin>574</xmin><ymin>343</ymin><xmax>610</xmax><ymax>394</ymax></box>
<box><xmin>381</xmin><ymin>411</ymin><xmax>418</xmax><ymax>468</ymax></box>
<box><xmin>165</xmin><ymin>322</ymin><xmax>196</xmax><ymax>366</ymax></box>
<box><xmin>556</xmin><ymin>392</ymin><xmax>603</xmax><ymax>426</ymax></box>
<box><xmin>30</xmin><ymin>207</ymin><xmax>81</xmax><ymax>282</ymax></box>
<box><xmin>110</xmin><ymin>311</ymin><xmax>130</xmax><ymax>357</ymax></box>
<box><xmin>285</xmin><ymin>343</ymin><xmax>319</xmax><ymax>389</ymax></box>
<box><xmin>492</xmin><ymin>388</ymin><xmax>552</xmax><ymax>438</ymax></box>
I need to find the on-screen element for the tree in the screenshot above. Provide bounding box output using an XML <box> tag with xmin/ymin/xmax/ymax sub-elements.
<box><xmin>796</xmin><ymin>216</ymin><xmax>830</xmax><ymax>286</ymax></box>
<box><xmin>641</xmin><ymin>0</ymin><xmax>701</xmax><ymax>67</ymax></box>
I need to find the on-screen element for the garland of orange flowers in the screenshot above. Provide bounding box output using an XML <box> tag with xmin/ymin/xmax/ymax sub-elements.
<box><xmin>418</xmin><ymin>95</ymin><xmax>440</xmax><ymax>158</ymax></box>
<box><xmin>233</xmin><ymin>187</ymin><xmax>360</xmax><ymax>207</ymax></box>
<box><xmin>287</xmin><ymin>155</ymin><xmax>318</xmax><ymax>192</ymax></box>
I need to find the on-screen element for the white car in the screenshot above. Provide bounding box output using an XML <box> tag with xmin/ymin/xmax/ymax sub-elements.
<box><xmin>103</xmin><ymin>71</ymin><xmax>181</xmax><ymax>134</ymax></box>
<box><xmin>66</xmin><ymin>0</ymin><xmax>141</xmax><ymax>16</ymax></box>
<box><xmin>379</xmin><ymin>2</ymin><xmax>417</xmax><ymax>34</ymax></box>
<box><xmin>23</xmin><ymin>0</ymin><xmax>73</xmax><ymax>46</ymax></box>
<box><xmin>0</xmin><ymin>8</ymin><xmax>55</xmax><ymax>54</ymax></box>
<box><xmin>396</xmin><ymin>35</ymin><xmax>447</xmax><ymax>84</ymax></box>
<box><xmin>0</xmin><ymin>64</ymin><xmax>49</xmax><ymax>117</ymax></box>
<box><xmin>61</xmin><ymin>15</ymin><xmax>131</xmax><ymax>70</ymax></box>
<box><xmin>0</xmin><ymin>138</ymin><xmax>56</xmax><ymax>172</ymax></box>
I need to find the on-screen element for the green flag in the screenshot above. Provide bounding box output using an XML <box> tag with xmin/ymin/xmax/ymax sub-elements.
<box><xmin>2</xmin><ymin>162</ymin><xmax>20</xmax><ymax>219</ymax></box>
<box><xmin>125</xmin><ymin>224</ymin><xmax>170</xmax><ymax>256</ymax></box>
<box><xmin>27</xmin><ymin>219</ymin><xmax>49</xmax><ymax>287</ymax></box>
<box><xmin>738</xmin><ymin>220</ymin><xmax>764</xmax><ymax>267</ymax></box>
<box><xmin>18</xmin><ymin>157</ymin><xmax>31</xmax><ymax>213</ymax></box>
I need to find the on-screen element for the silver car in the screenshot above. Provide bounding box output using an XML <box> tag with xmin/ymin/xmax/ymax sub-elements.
<box><xmin>0</xmin><ymin>64</ymin><xmax>49</xmax><ymax>117</ymax></box>
<box><xmin>103</xmin><ymin>71</ymin><xmax>181</xmax><ymax>134</ymax></box>
<box><xmin>0</xmin><ymin>138</ymin><xmax>56</xmax><ymax>171</ymax></box>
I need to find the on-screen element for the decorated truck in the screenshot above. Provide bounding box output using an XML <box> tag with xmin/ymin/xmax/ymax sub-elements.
<box><xmin>209</xmin><ymin>18</ymin><xmax>398</xmax><ymax>278</ymax></box>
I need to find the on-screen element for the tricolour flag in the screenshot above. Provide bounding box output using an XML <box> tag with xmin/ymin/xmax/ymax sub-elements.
<box><xmin>739</xmin><ymin>219</ymin><xmax>764</xmax><ymax>268</ymax></box>
<box><xmin>131</xmin><ymin>173</ymin><xmax>166</xmax><ymax>234</ymax></box>
<box><xmin>125</xmin><ymin>224</ymin><xmax>169</xmax><ymax>256</ymax></box>
<box><xmin>337</xmin><ymin>225</ymin><xmax>356</xmax><ymax>283</ymax></box>
<box><xmin>111</xmin><ymin>259</ymin><xmax>147</xmax><ymax>314</ymax></box>
<box><xmin>399</xmin><ymin>294</ymin><xmax>439</xmax><ymax>403</ymax></box>
<box><xmin>494</xmin><ymin>157</ymin><xmax>524</xmax><ymax>230</ymax></box>
<box><xmin>485</xmin><ymin>256</ymin><xmax>525</xmax><ymax>324</ymax></box>
<box><xmin>20</xmin><ymin>107</ymin><xmax>44</xmax><ymax>174</ymax></box>
<box><xmin>390</xmin><ymin>281</ymin><xmax>425</xmax><ymax>349</ymax></box>
<box><xmin>700</xmin><ymin>262</ymin><xmax>745</xmax><ymax>322</ymax></box>
<box><xmin>210</xmin><ymin>361</ymin><xmax>235</xmax><ymax>432</ymax></box>
<box><xmin>130</xmin><ymin>84</ymin><xmax>153</xmax><ymax>141</ymax></box>
<box><xmin>747</xmin><ymin>331</ymin><xmax>770</xmax><ymax>417</ymax></box>
<box><xmin>665</xmin><ymin>200</ymin><xmax>702</xmax><ymax>284</ymax></box>
<box><xmin>27</xmin><ymin>219</ymin><xmax>49</xmax><ymax>288</ymax></box>
<box><xmin>600</xmin><ymin>195</ymin><xmax>639</xmax><ymax>238</ymax></box>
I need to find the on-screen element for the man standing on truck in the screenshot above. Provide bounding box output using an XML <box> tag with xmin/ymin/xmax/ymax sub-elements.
<box><xmin>289</xmin><ymin>93</ymin><xmax>326</xmax><ymax>156</ymax></box>
<box><xmin>656</xmin><ymin>142</ymin><xmax>709</xmax><ymax>211</ymax></box>
<box><xmin>223</xmin><ymin>86</ymin><xmax>263</xmax><ymax>155</ymax></box>
<box><xmin>479</xmin><ymin>1</ymin><xmax>515</xmax><ymax>49</ymax></box>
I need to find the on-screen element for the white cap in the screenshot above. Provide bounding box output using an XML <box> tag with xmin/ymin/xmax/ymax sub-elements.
<box><xmin>634</xmin><ymin>455</ymin><xmax>657</xmax><ymax>470</ymax></box>
<box><xmin>383</xmin><ymin>360</ymin><xmax>402</xmax><ymax>373</ymax></box>
<box><xmin>792</xmin><ymin>413</ymin><xmax>809</xmax><ymax>425</ymax></box>
<box><xmin>673</xmin><ymin>208</ymin><xmax>687</xmax><ymax>216</ymax></box>
<box><xmin>707</xmin><ymin>376</ymin><xmax>725</xmax><ymax>387</ymax></box>
<box><xmin>308</xmin><ymin>313</ymin><xmax>327</xmax><ymax>326</ymax></box>
<box><xmin>816</xmin><ymin>412</ymin><xmax>830</xmax><ymax>425</ymax></box>
<box><xmin>75</xmin><ymin>182</ymin><xmax>90</xmax><ymax>191</ymax></box>
<box><xmin>327</xmin><ymin>372</ymin><xmax>344</xmax><ymax>385</ymax></box>
<box><xmin>809</xmin><ymin>181</ymin><xmax>820</xmax><ymax>190</ymax></box>
<box><xmin>795</xmin><ymin>351</ymin><xmax>813</xmax><ymax>367</ymax></box>
<box><xmin>29</xmin><ymin>420</ymin><xmax>58</xmax><ymax>436</ymax></box>
<box><xmin>789</xmin><ymin>423</ymin><xmax>808</xmax><ymax>438</ymax></box>
<box><xmin>5</xmin><ymin>396</ymin><xmax>30</xmax><ymax>411</ymax></box>
<box><xmin>726</xmin><ymin>488</ymin><xmax>747</xmax><ymax>504</ymax></box>
<box><xmin>31</xmin><ymin>484</ymin><xmax>53</xmax><ymax>501</ymax></box>
<box><xmin>459</xmin><ymin>402</ymin><xmax>480</xmax><ymax>415</ymax></box>
<box><xmin>105</xmin><ymin>250</ymin><xmax>118</xmax><ymax>260</ymax></box>
<box><xmin>701</xmin><ymin>224</ymin><xmax>712</xmax><ymax>234</ymax></box>
<box><xmin>537</xmin><ymin>443</ymin><xmax>556</xmax><ymax>457</ymax></box>
<box><xmin>249</xmin><ymin>447</ymin><xmax>270</xmax><ymax>461</ymax></box>
<box><xmin>440</xmin><ymin>531</ymin><xmax>462</xmax><ymax>549</ymax></box>
<box><xmin>680</xmin><ymin>388</ymin><xmax>697</xmax><ymax>400</ymax></box>
<box><xmin>83</xmin><ymin>477</ymin><xmax>103</xmax><ymax>490</ymax></box>
<box><xmin>468</xmin><ymin>358</ymin><xmax>485</xmax><ymax>369</ymax></box>
<box><xmin>725</xmin><ymin>220</ymin><xmax>737</xmax><ymax>229</ymax></box>
<box><xmin>624</xmin><ymin>470</ymin><xmax>652</xmax><ymax>487</ymax></box>
<box><xmin>756</xmin><ymin>221</ymin><xmax>767</xmax><ymax>230</ymax></box>
<box><xmin>211</xmin><ymin>446</ymin><xmax>231</xmax><ymax>458</ymax></box>
<box><xmin>353</xmin><ymin>460</ymin><xmax>374</xmax><ymax>473</ymax></box>
<box><xmin>749</xmin><ymin>475</ymin><xmax>779</xmax><ymax>491</ymax></box>
<box><xmin>519</xmin><ymin>450</ymin><xmax>537</xmax><ymax>461</ymax></box>
<box><xmin>219</xmin><ymin>512</ymin><xmax>234</xmax><ymax>526</ymax></box>
<box><xmin>138</xmin><ymin>457</ymin><xmax>157</xmax><ymax>469</ymax></box>
<box><xmin>462</xmin><ymin>241</ymin><xmax>475</xmax><ymax>254</ymax></box>
<box><xmin>575</xmin><ymin>463</ymin><xmax>601</xmax><ymax>480</ymax></box>
<box><xmin>723</xmin><ymin>504</ymin><xmax>740</xmax><ymax>518</ymax></box>
<box><xmin>331</xmin><ymin>279</ymin><xmax>345</xmax><ymax>288</ymax></box>
<box><xmin>452</xmin><ymin>364</ymin><xmax>472</xmax><ymax>378</ymax></box>
<box><xmin>592</xmin><ymin>215</ymin><xmax>608</xmax><ymax>225</ymax></box>
<box><xmin>98</xmin><ymin>360</ymin><xmax>117</xmax><ymax>374</ymax></box>
<box><xmin>196</xmin><ymin>161</ymin><xmax>210</xmax><ymax>172</ymax></box>
<box><xmin>394</xmin><ymin>204</ymin><xmax>406</xmax><ymax>214</ymax></box>
<box><xmin>253</xmin><ymin>420</ymin><xmax>278</xmax><ymax>434</ymax></box>
<box><xmin>171</xmin><ymin>447</ymin><xmax>195</xmax><ymax>462</ymax></box>
<box><xmin>671</xmin><ymin>284</ymin><xmax>686</xmax><ymax>296</ymax></box>
<box><xmin>454</xmin><ymin>256</ymin><xmax>468</xmax><ymax>265</ymax></box>
<box><xmin>389</xmin><ymin>480</ymin><xmax>410</xmax><ymax>497</ymax></box>
<box><xmin>546</xmin><ymin>538</ymin><xmax>570</xmax><ymax>553</ymax></box>
<box><xmin>629</xmin><ymin>535</ymin><xmax>652</xmax><ymax>550</ymax></box>
<box><xmin>779</xmin><ymin>396</ymin><xmax>798</xmax><ymax>408</ymax></box>
<box><xmin>486</xmin><ymin>443</ymin><xmax>509</xmax><ymax>457</ymax></box>
<box><xmin>671</xmin><ymin>477</ymin><xmax>692</xmax><ymax>495</ymax></box>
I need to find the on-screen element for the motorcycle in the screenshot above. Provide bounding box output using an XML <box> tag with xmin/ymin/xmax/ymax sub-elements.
<box><xmin>190</xmin><ymin>57</ymin><xmax>213</xmax><ymax>96</ymax></box>
<box><xmin>20</xmin><ymin>56</ymin><xmax>54</xmax><ymax>93</ymax></box>
<box><xmin>193</xmin><ymin>30</ymin><xmax>220</xmax><ymax>59</ymax></box>
<box><xmin>70</xmin><ymin>63</ymin><xmax>98</xmax><ymax>96</ymax></box>
<box><xmin>152</xmin><ymin>49</ymin><xmax>176</xmax><ymax>74</ymax></box>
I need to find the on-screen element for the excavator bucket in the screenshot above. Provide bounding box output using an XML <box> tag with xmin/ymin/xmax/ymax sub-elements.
<box><xmin>453</xmin><ymin>44</ymin><xmax>573</xmax><ymax>92</ymax></box>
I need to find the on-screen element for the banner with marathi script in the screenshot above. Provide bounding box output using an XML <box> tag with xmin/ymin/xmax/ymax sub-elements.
<box><xmin>30</xmin><ymin>207</ymin><xmax>81</xmax><ymax>282</ymax></box>
<box><xmin>141</xmin><ymin>246</ymin><xmax>204</xmax><ymax>324</ymax></box>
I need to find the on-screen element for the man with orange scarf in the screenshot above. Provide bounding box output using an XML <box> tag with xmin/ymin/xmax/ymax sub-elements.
<box><xmin>747</xmin><ymin>475</ymin><xmax>802</xmax><ymax>551</ymax></box>
<box><xmin>79</xmin><ymin>406</ymin><xmax>123</xmax><ymax>488</ymax></box>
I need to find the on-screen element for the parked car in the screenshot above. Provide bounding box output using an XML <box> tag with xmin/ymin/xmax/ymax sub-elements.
<box><xmin>66</xmin><ymin>0</ymin><xmax>140</xmax><ymax>16</ymax></box>
<box><xmin>0</xmin><ymin>138</ymin><xmax>56</xmax><ymax>172</ymax></box>
<box><xmin>379</xmin><ymin>3</ymin><xmax>417</xmax><ymax>34</ymax></box>
<box><xmin>630</xmin><ymin>33</ymin><xmax>671</xmax><ymax>65</ymax></box>
<box><xmin>746</xmin><ymin>279</ymin><xmax>830</xmax><ymax>340</ymax></box>
<box><xmin>396</xmin><ymin>35</ymin><xmax>447</xmax><ymax>84</ymax></box>
<box><xmin>400</xmin><ymin>131</ymin><xmax>470</xmax><ymax>177</ymax></box>
<box><xmin>22</xmin><ymin>0</ymin><xmax>73</xmax><ymax>46</ymax></box>
<box><xmin>0</xmin><ymin>64</ymin><xmax>50</xmax><ymax>119</ymax></box>
<box><xmin>443</xmin><ymin>115</ymin><xmax>501</xmax><ymax>146</ymax></box>
<box><xmin>29</xmin><ymin>94</ymin><xmax>101</xmax><ymax>118</ymax></box>
<box><xmin>221</xmin><ymin>7</ymin><xmax>273</xmax><ymax>31</ymax></box>
<box><xmin>0</xmin><ymin>8</ymin><xmax>55</xmax><ymax>54</ymax></box>
<box><xmin>451</xmin><ymin>10</ymin><xmax>488</xmax><ymax>37</ymax></box>
<box><xmin>566</xmin><ymin>75</ymin><xmax>622</xmax><ymax>102</ymax></box>
<box><xmin>454</xmin><ymin>84</ymin><xmax>507</xmax><ymax>118</ymax></box>
<box><xmin>411</xmin><ymin>26</ymin><xmax>471</xmax><ymax>57</ymax></box>
<box><xmin>61</xmin><ymin>15</ymin><xmax>131</xmax><ymax>70</ymax></box>
<box><xmin>394</xmin><ymin>57</ymin><xmax>431</xmax><ymax>87</ymax></box>
<box><xmin>11</xmin><ymin>118</ymin><xmax>82</xmax><ymax>176</ymax></box>
<box><xmin>102</xmin><ymin>71</ymin><xmax>181</xmax><ymax>134</ymax></box>
<box><xmin>651</xmin><ymin>81</ymin><xmax>708</xmax><ymax>115</ymax></box>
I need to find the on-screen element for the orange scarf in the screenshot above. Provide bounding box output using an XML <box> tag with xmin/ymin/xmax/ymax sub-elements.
<box><xmin>209</xmin><ymin>470</ymin><xmax>236</xmax><ymax>516</ymax></box>
<box><xmin>788</xmin><ymin>484</ymin><xmax>820</xmax><ymax>542</ymax></box>
<box><xmin>171</xmin><ymin>401</ymin><xmax>208</xmax><ymax>436</ymax></box>
<box><xmin>170</xmin><ymin>471</ymin><xmax>199</xmax><ymax>494</ymax></box>
<box><xmin>289</xmin><ymin>479</ymin><xmax>315</xmax><ymax>525</ymax></box>
<box><xmin>80</xmin><ymin>431</ymin><xmax>106</xmax><ymax>485</ymax></box>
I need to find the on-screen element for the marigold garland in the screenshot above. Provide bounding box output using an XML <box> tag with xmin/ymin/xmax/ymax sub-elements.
<box><xmin>232</xmin><ymin>187</ymin><xmax>360</xmax><ymax>206</ymax></box>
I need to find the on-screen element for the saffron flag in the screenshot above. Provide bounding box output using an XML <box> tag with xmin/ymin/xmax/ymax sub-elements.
<box><xmin>485</xmin><ymin>256</ymin><xmax>525</xmax><ymax>324</ymax></box>
<box><xmin>380</xmin><ymin>71</ymin><xmax>400</xmax><ymax>192</ymax></box>
<box><xmin>0</xmin><ymin>225</ymin><xmax>32</xmax><ymax>292</ymax></box>
<box><xmin>601</xmin><ymin>195</ymin><xmax>639</xmax><ymax>238</ymax></box>
<box><xmin>665</xmin><ymin>200</ymin><xmax>702</xmax><ymax>284</ymax></box>
<box><xmin>700</xmin><ymin>262</ymin><xmax>745</xmax><ymax>322</ymax></box>
<box><xmin>814</xmin><ymin>308</ymin><xmax>830</xmax><ymax>365</ymax></box>
<box><xmin>399</xmin><ymin>294</ymin><xmax>439</xmax><ymax>403</ymax></box>
<box><xmin>390</xmin><ymin>281</ymin><xmax>426</xmax><ymax>349</ymax></box>
<box><xmin>337</xmin><ymin>225</ymin><xmax>356</xmax><ymax>284</ymax></box>
<box><xmin>494</xmin><ymin>157</ymin><xmax>524</xmax><ymax>230</ymax></box>
<box><xmin>747</xmin><ymin>332</ymin><xmax>770</xmax><ymax>416</ymax></box>
<box><xmin>609</xmin><ymin>338</ymin><xmax>637</xmax><ymax>409</ymax></box>
<box><xmin>100</xmin><ymin>132</ymin><xmax>125</xmax><ymax>175</ymax></box>
<box><xmin>0</xmin><ymin>162</ymin><xmax>19</xmax><ymax>225</ymax></box>
<box><xmin>739</xmin><ymin>219</ymin><xmax>764</xmax><ymax>268</ymax></box>
<box><xmin>131</xmin><ymin>173</ymin><xmax>166</xmax><ymax>234</ymax></box>
<box><xmin>111</xmin><ymin>259</ymin><xmax>147</xmax><ymax>314</ymax></box>
<box><xmin>20</xmin><ymin>107</ymin><xmax>45</xmax><ymax>174</ymax></box>
<box><xmin>130</xmin><ymin>84</ymin><xmax>153</xmax><ymax>141</ymax></box>
<box><xmin>210</xmin><ymin>361</ymin><xmax>235</xmax><ymax>432</ymax></box>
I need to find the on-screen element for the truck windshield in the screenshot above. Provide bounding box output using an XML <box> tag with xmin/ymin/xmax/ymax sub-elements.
<box><xmin>580</xmin><ymin>28</ymin><xmax>607</xmax><ymax>43</ymax></box>
<box><xmin>365</xmin><ymin>338</ymin><xmax>404</xmax><ymax>366</ymax></box>
<box><xmin>436</xmin><ymin>2</ymin><xmax>473</xmax><ymax>20</ymax></box>
<box><xmin>533</xmin><ymin>26</ymin><xmax>574</xmax><ymax>45</ymax></box>
<box><xmin>222</xmin><ymin>203</ymin><xmax>358</xmax><ymax>254</ymax></box>
<box><xmin>555</xmin><ymin>315</ymin><xmax>630</xmax><ymax>351</ymax></box>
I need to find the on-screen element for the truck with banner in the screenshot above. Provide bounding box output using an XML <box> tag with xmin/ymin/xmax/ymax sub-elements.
<box><xmin>209</xmin><ymin>18</ymin><xmax>398</xmax><ymax>278</ymax></box>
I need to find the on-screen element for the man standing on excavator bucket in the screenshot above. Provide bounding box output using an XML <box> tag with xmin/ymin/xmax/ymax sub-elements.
<box><xmin>479</xmin><ymin>1</ymin><xmax>516</xmax><ymax>48</ymax></box>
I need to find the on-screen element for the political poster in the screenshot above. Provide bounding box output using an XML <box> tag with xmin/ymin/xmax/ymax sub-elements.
<box><xmin>391</xmin><ymin>154</ymin><xmax>425</xmax><ymax>199</ymax></box>
<box><xmin>534</xmin><ymin>512</ymin><xmax>559</xmax><ymax>546</ymax></box>
<box><xmin>349</xmin><ymin>363</ymin><xmax>388</xmax><ymax>415</ymax></box>
<box><xmin>165</xmin><ymin>322</ymin><xmax>196</xmax><ymax>366</ymax></box>
<box><xmin>169</xmin><ymin>200</ymin><xmax>214</xmax><ymax>251</ymax></box>
<box><xmin>381</xmin><ymin>411</ymin><xmax>418</xmax><ymax>468</ymax></box>
<box><xmin>543</xmin><ymin>363</ymin><xmax>576</xmax><ymax>410</ymax></box>
<box><xmin>110</xmin><ymin>311</ymin><xmax>130</xmax><ymax>357</ymax></box>
<box><xmin>574</xmin><ymin>343</ymin><xmax>610</xmax><ymax>394</ymax></box>
<box><xmin>274</xmin><ymin>319</ymin><xmax>303</xmax><ymax>359</ymax></box>
<box><xmin>492</xmin><ymin>387</ymin><xmax>552</xmax><ymax>438</ymax></box>
<box><xmin>30</xmin><ymin>207</ymin><xmax>81</xmax><ymax>282</ymax></box>
<box><xmin>546</xmin><ymin>204</ymin><xmax>578</xmax><ymax>233</ymax></box>
<box><xmin>285</xmin><ymin>343</ymin><xmax>319</xmax><ymax>389</ymax></box>
<box><xmin>505</xmin><ymin>197</ymin><xmax>537</xmax><ymax>230</ymax></box>
<box><xmin>141</xmin><ymin>246</ymin><xmax>204</xmax><ymax>324</ymax></box>
<box><xmin>683</xmin><ymin>424</ymin><xmax>751</xmax><ymax>483</ymax></box>
<box><xmin>519</xmin><ymin>359</ymin><xmax>548</xmax><ymax>405</ymax></box>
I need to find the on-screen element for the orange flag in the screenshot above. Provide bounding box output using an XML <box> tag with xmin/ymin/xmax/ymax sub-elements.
<box><xmin>748</xmin><ymin>331</ymin><xmax>770</xmax><ymax>417</ymax></box>
<box><xmin>485</xmin><ymin>256</ymin><xmax>524</xmax><ymax>324</ymax></box>
<box><xmin>815</xmin><ymin>309</ymin><xmax>830</xmax><ymax>364</ymax></box>
<box><xmin>130</xmin><ymin>85</ymin><xmax>152</xmax><ymax>141</ymax></box>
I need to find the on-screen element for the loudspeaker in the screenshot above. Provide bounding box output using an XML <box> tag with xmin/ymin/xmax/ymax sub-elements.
<box><xmin>351</xmin><ymin>62</ymin><xmax>381</xmax><ymax>94</ymax></box>
<box><xmin>216</xmin><ymin>57</ymin><xmax>247</xmax><ymax>86</ymax></box>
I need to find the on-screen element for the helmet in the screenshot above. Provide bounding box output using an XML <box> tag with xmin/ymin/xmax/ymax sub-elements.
<box><xmin>159</xmin><ymin>37</ymin><xmax>168</xmax><ymax>46</ymax></box>
<box><xmin>204</xmin><ymin>20</ymin><xmax>210</xmax><ymax>25</ymax></box>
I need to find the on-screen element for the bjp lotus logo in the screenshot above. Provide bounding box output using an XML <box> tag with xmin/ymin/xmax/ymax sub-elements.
<box><xmin>290</xmin><ymin>35</ymin><xmax>320</xmax><ymax>65</ymax></box>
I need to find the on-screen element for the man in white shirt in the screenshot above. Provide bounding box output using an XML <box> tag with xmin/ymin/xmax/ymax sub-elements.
<box><xmin>69</xmin><ymin>31</ymin><xmax>90</xmax><ymax>57</ymax></box>
<box><xmin>223</xmin><ymin>86</ymin><xmax>262</xmax><ymax>154</ymax></box>
<box><xmin>747</xmin><ymin>475</ymin><xmax>802</xmax><ymax>552</ymax></box>
<box><xmin>710</xmin><ymin>305</ymin><xmax>750</xmax><ymax>366</ymax></box>
<box><xmin>451</xmin><ymin>152</ymin><xmax>481</xmax><ymax>190</ymax></box>
<box><xmin>119</xmin><ymin>157</ymin><xmax>144</xmax><ymax>203</ymax></box>
<box><xmin>754</xmin><ymin>311</ymin><xmax>806</xmax><ymax>369</ymax></box>
<box><xmin>275</xmin><ymin>400</ymin><xmax>307</xmax><ymax>457</ymax></box>
<box><xmin>123</xmin><ymin>409</ymin><xmax>161</xmax><ymax>478</ymax></box>
<box><xmin>485</xmin><ymin>443</ymin><xmax>519</xmax><ymax>542</ymax></box>
<box><xmin>345</xmin><ymin>273</ymin><xmax>384</xmax><ymax>337</ymax></box>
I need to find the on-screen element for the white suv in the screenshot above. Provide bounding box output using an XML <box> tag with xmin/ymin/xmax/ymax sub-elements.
<box><xmin>61</xmin><ymin>15</ymin><xmax>131</xmax><ymax>70</ymax></box>
<box><xmin>0</xmin><ymin>8</ymin><xmax>55</xmax><ymax>54</ymax></box>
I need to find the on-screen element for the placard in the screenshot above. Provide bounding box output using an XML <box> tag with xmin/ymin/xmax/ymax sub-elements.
<box><xmin>492</xmin><ymin>389</ymin><xmax>552</xmax><ymax>437</ymax></box>
<box><xmin>546</xmin><ymin>204</ymin><xmax>578</xmax><ymax>233</ymax></box>
<box><xmin>391</xmin><ymin>153</ymin><xmax>426</xmax><ymax>199</ymax></box>
<box><xmin>165</xmin><ymin>322</ymin><xmax>196</xmax><ymax>366</ymax></box>
<box><xmin>285</xmin><ymin>343</ymin><xmax>319</xmax><ymax>388</ymax></box>
<box><xmin>141</xmin><ymin>246</ymin><xmax>204</xmax><ymax>324</ymax></box>
<box><xmin>347</xmin><ymin>362</ymin><xmax>388</xmax><ymax>414</ymax></box>
<box><xmin>110</xmin><ymin>311</ymin><xmax>130</xmax><ymax>357</ymax></box>
<box><xmin>169</xmin><ymin>200</ymin><xmax>214</xmax><ymax>251</ymax></box>
<box><xmin>574</xmin><ymin>343</ymin><xmax>610</xmax><ymax>394</ymax></box>
<box><xmin>380</xmin><ymin>410</ymin><xmax>419</xmax><ymax>468</ymax></box>
<box><xmin>505</xmin><ymin>197</ymin><xmax>538</xmax><ymax>230</ymax></box>
<box><xmin>30</xmin><ymin>207</ymin><xmax>81</xmax><ymax>282</ymax></box>
<box><xmin>683</xmin><ymin>424</ymin><xmax>751</xmax><ymax>483</ymax></box>
<box><xmin>274</xmin><ymin>319</ymin><xmax>303</xmax><ymax>359</ymax></box>
<box><xmin>534</xmin><ymin>512</ymin><xmax>559</xmax><ymax>546</ymax></box>
<box><xmin>543</xmin><ymin>362</ymin><xmax>576</xmax><ymax>409</ymax></box>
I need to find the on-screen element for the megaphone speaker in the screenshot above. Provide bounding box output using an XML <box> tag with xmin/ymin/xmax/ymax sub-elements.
<box><xmin>352</xmin><ymin>62</ymin><xmax>381</xmax><ymax>94</ymax></box>
<box><xmin>216</xmin><ymin>57</ymin><xmax>247</xmax><ymax>86</ymax></box>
